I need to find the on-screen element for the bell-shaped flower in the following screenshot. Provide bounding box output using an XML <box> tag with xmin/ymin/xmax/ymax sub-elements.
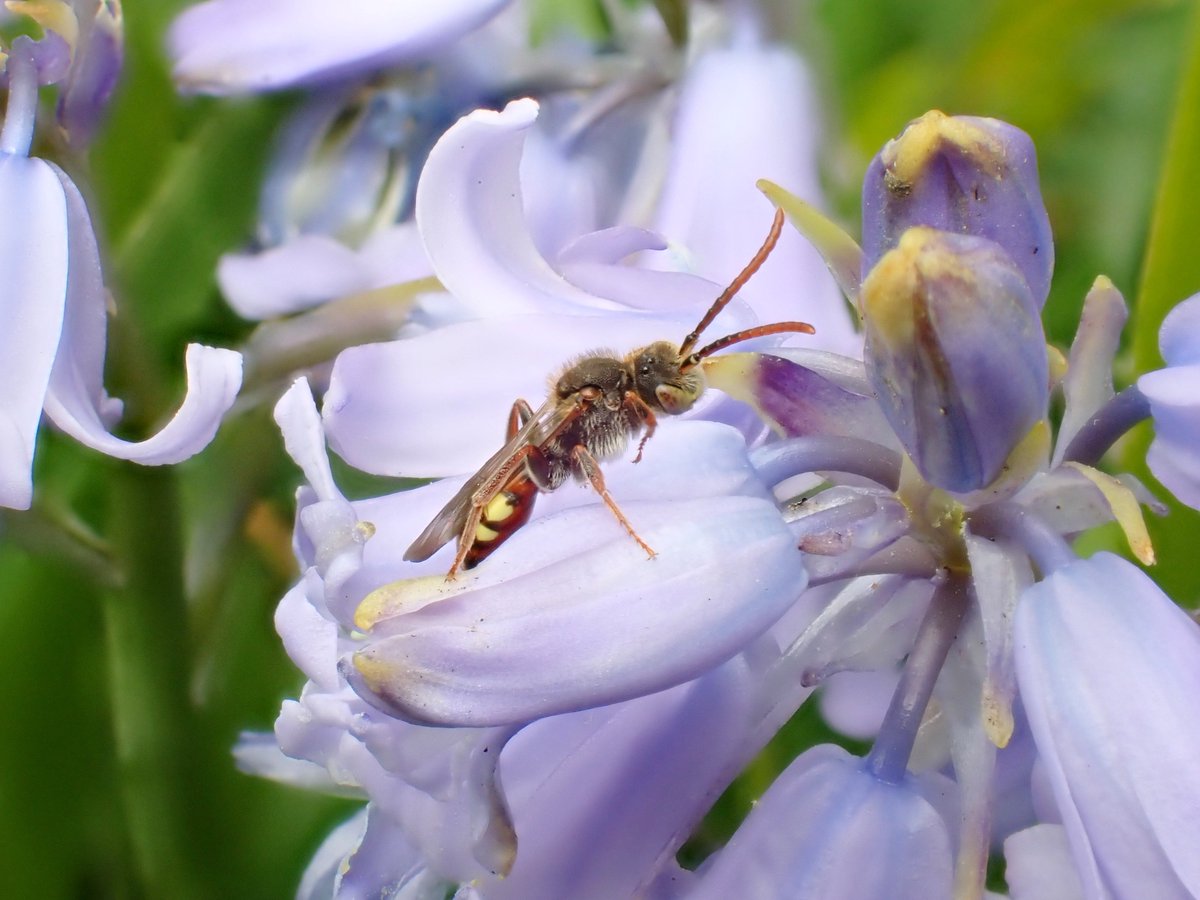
<box><xmin>345</xmin><ymin>420</ymin><xmax>806</xmax><ymax>726</ymax></box>
<box><xmin>168</xmin><ymin>0</ymin><xmax>512</xmax><ymax>94</ymax></box>
<box><xmin>861</xmin><ymin>227</ymin><xmax>1049</xmax><ymax>492</ymax></box>
<box><xmin>688</xmin><ymin>744</ymin><xmax>956</xmax><ymax>899</ymax></box>
<box><xmin>472</xmin><ymin>655</ymin><xmax>760</xmax><ymax>899</ymax></box>
<box><xmin>1014</xmin><ymin>552</ymin><xmax>1200</xmax><ymax>898</ymax></box>
<box><xmin>861</xmin><ymin>110</ymin><xmax>1054</xmax><ymax>306</ymax></box>
<box><xmin>1137</xmin><ymin>293</ymin><xmax>1200</xmax><ymax>508</ymax></box>
<box><xmin>0</xmin><ymin>37</ymin><xmax>241</xmax><ymax>509</ymax></box>
<box><xmin>217</xmin><ymin>78</ymin><xmax>441</xmax><ymax>320</ymax></box>
<box><xmin>257</xmin><ymin>378</ymin><xmax>818</xmax><ymax>898</ymax></box>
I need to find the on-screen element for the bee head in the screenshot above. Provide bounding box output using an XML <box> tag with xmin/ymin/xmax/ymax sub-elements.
<box><xmin>629</xmin><ymin>341</ymin><xmax>706</xmax><ymax>415</ymax></box>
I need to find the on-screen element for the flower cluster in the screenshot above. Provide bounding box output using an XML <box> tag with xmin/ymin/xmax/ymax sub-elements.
<box><xmin>236</xmin><ymin>62</ymin><xmax>1200</xmax><ymax>899</ymax></box>
<box><xmin>160</xmin><ymin>1</ymin><xmax>1200</xmax><ymax>897</ymax></box>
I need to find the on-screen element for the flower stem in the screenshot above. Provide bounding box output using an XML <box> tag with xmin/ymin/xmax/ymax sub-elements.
<box><xmin>750</xmin><ymin>435</ymin><xmax>902</xmax><ymax>491</ymax></box>
<box><xmin>103</xmin><ymin>464</ymin><xmax>222</xmax><ymax>899</ymax></box>
<box><xmin>1061</xmin><ymin>385</ymin><xmax>1151</xmax><ymax>467</ymax></box>
<box><xmin>866</xmin><ymin>571</ymin><xmax>969</xmax><ymax>784</ymax></box>
<box><xmin>1</xmin><ymin>40</ymin><xmax>39</xmax><ymax>157</ymax></box>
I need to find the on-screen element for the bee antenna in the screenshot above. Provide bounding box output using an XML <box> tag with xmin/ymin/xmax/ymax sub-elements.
<box><xmin>677</xmin><ymin>206</ymin><xmax>786</xmax><ymax>359</ymax></box>
<box><xmin>683</xmin><ymin>320</ymin><xmax>816</xmax><ymax>369</ymax></box>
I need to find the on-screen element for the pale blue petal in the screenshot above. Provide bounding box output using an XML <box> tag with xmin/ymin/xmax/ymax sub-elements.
<box><xmin>474</xmin><ymin>658</ymin><xmax>757</xmax><ymax>899</ymax></box>
<box><xmin>232</xmin><ymin>730</ymin><xmax>346</xmax><ymax>795</ymax></box>
<box><xmin>42</xmin><ymin>168</ymin><xmax>242</xmax><ymax>463</ymax></box>
<box><xmin>349</xmin><ymin>492</ymin><xmax>802</xmax><ymax>725</ymax></box>
<box><xmin>784</xmin><ymin>576</ymin><xmax>931</xmax><ymax>683</ymax></box>
<box><xmin>335</xmin><ymin>806</ymin><xmax>452</xmax><ymax>900</ymax></box>
<box><xmin>1004</xmin><ymin>824</ymin><xmax>1086</xmax><ymax>900</ymax></box>
<box><xmin>1014</xmin><ymin>552</ymin><xmax>1200</xmax><ymax>898</ymax></box>
<box><xmin>1157</xmin><ymin>292</ymin><xmax>1200</xmax><ymax>367</ymax></box>
<box><xmin>345</xmin><ymin>425</ymin><xmax>805</xmax><ymax>725</ymax></box>
<box><xmin>415</xmin><ymin>99</ymin><xmax>624</xmax><ymax>317</ymax></box>
<box><xmin>689</xmin><ymin>745</ymin><xmax>955</xmax><ymax>899</ymax></box>
<box><xmin>219</xmin><ymin>235</ymin><xmax>377</xmax><ymax>319</ymax></box>
<box><xmin>0</xmin><ymin>154</ymin><xmax>68</xmax><ymax>509</ymax></box>
<box><xmin>1139</xmin><ymin>363</ymin><xmax>1200</xmax><ymax>508</ymax></box>
<box><xmin>169</xmin><ymin>0</ymin><xmax>511</xmax><ymax>94</ymax></box>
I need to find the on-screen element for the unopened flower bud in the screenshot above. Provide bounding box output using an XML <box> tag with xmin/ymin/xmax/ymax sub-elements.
<box><xmin>862</xmin><ymin>227</ymin><xmax>1048</xmax><ymax>492</ymax></box>
<box><xmin>863</xmin><ymin>110</ymin><xmax>1053</xmax><ymax>307</ymax></box>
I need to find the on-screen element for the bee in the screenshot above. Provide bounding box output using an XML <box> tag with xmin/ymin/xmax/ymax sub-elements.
<box><xmin>405</xmin><ymin>208</ymin><xmax>813</xmax><ymax>578</ymax></box>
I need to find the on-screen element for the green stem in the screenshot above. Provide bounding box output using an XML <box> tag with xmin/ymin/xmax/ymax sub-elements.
<box><xmin>103</xmin><ymin>463</ymin><xmax>221</xmax><ymax>899</ymax></box>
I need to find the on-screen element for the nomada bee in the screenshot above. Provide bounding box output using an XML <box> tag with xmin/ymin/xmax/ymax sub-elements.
<box><xmin>405</xmin><ymin>208</ymin><xmax>814</xmax><ymax>578</ymax></box>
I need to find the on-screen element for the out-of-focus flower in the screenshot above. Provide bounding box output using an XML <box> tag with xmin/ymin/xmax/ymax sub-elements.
<box><xmin>169</xmin><ymin>0</ymin><xmax>512</xmax><ymax>95</ymax></box>
<box><xmin>1138</xmin><ymin>293</ymin><xmax>1200</xmax><ymax>508</ymax></box>
<box><xmin>0</xmin><ymin>15</ymin><xmax>241</xmax><ymax>509</ymax></box>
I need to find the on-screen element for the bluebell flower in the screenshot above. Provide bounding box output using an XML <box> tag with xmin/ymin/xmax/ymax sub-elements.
<box><xmin>245</xmin><ymin>89</ymin><xmax>1200</xmax><ymax>900</ymax></box>
<box><xmin>247</xmin><ymin>378</ymin><xmax>819</xmax><ymax>895</ymax></box>
<box><xmin>0</xmin><ymin>15</ymin><xmax>241</xmax><ymax>509</ymax></box>
<box><xmin>1138</xmin><ymin>293</ymin><xmax>1200</xmax><ymax>508</ymax></box>
<box><xmin>1013</xmin><ymin>552</ymin><xmax>1200</xmax><ymax>897</ymax></box>
<box><xmin>169</xmin><ymin>0</ymin><xmax>512</xmax><ymax>95</ymax></box>
<box><xmin>689</xmin><ymin>745</ymin><xmax>956</xmax><ymax>899</ymax></box>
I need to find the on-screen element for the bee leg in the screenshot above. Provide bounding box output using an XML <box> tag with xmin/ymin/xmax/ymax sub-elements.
<box><xmin>446</xmin><ymin>443</ymin><xmax>541</xmax><ymax>580</ymax></box>
<box><xmin>447</xmin><ymin>504</ymin><xmax>488</xmax><ymax>580</ymax></box>
<box><xmin>570</xmin><ymin>445</ymin><xmax>657</xmax><ymax>560</ymax></box>
<box><xmin>623</xmin><ymin>391</ymin><xmax>658</xmax><ymax>464</ymax></box>
<box><xmin>507</xmin><ymin>399</ymin><xmax>536</xmax><ymax>438</ymax></box>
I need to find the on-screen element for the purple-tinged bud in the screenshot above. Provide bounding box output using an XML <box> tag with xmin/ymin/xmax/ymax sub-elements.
<box><xmin>57</xmin><ymin>0</ymin><xmax>124</xmax><ymax>148</ymax></box>
<box><xmin>862</xmin><ymin>227</ymin><xmax>1049</xmax><ymax>493</ymax></box>
<box><xmin>863</xmin><ymin>111</ymin><xmax>1053</xmax><ymax>307</ymax></box>
<box><xmin>7</xmin><ymin>0</ymin><xmax>124</xmax><ymax>147</ymax></box>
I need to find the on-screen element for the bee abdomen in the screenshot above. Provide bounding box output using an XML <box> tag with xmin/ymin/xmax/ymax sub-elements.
<box><xmin>464</xmin><ymin>476</ymin><xmax>539</xmax><ymax>569</ymax></box>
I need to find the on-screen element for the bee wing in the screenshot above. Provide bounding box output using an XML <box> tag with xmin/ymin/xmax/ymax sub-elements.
<box><xmin>403</xmin><ymin>397</ymin><xmax>579</xmax><ymax>562</ymax></box>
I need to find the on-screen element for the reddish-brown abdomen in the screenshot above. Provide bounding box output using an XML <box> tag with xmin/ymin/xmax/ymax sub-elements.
<box><xmin>463</xmin><ymin>474</ymin><xmax>540</xmax><ymax>569</ymax></box>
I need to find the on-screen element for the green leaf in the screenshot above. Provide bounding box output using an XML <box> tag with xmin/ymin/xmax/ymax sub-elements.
<box><xmin>1126</xmin><ymin>4</ymin><xmax>1200</xmax><ymax>603</ymax></box>
<box><xmin>1132</xmin><ymin>5</ymin><xmax>1200</xmax><ymax>371</ymax></box>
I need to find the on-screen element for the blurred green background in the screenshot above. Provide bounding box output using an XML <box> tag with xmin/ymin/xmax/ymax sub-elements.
<box><xmin>2</xmin><ymin>0</ymin><xmax>1197</xmax><ymax>896</ymax></box>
